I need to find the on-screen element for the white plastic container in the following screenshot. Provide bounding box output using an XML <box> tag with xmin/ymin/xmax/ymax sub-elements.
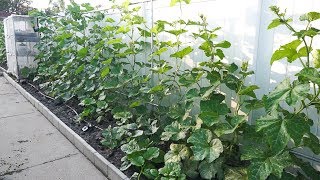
<box><xmin>3</xmin><ymin>15</ymin><xmax>39</xmax><ymax>78</ymax></box>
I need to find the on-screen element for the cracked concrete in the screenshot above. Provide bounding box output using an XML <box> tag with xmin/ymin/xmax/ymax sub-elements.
<box><xmin>0</xmin><ymin>77</ymin><xmax>107</xmax><ymax>180</ymax></box>
<box><xmin>1</xmin><ymin>153</ymin><xmax>79</xmax><ymax>176</ymax></box>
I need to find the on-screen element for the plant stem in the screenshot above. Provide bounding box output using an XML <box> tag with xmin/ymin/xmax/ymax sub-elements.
<box><xmin>302</xmin><ymin>37</ymin><xmax>310</xmax><ymax>67</ymax></box>
<box><xmin>295</xmin><ymin>90</ymin><xmax>320</xmax><ymax>115</ymax></box>
<box><xmin>137</xmin><ymin>164</ymin><xmax>145</xmax><ymax>180</ymax></box>
<box><xmin>313</xmin><ymin>83</ymin><xmax>317</xmax><ymax>96</ymax></box>
<box><xmin>298</xmin><ymin>57</ymin><xmax>307</xmax><ymax>68</ymax></box>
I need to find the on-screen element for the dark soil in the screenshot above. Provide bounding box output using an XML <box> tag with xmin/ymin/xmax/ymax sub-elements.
<box><xmin>19</xmin><ymin>80</ymin><xmax>136</xmax><ymax>178</ymax></box>
<box><xmin>0</xmin><ymin>61</ymin><xmax>7</xmax><ymax>70</ymax></box>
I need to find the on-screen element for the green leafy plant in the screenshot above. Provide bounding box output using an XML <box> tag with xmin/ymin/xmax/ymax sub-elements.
<box><xmin>20</xmin><ymin>66</ymin><xmax>37</xmax><ymax>79</ymax></box>
<box><xmin>170</xmin><ymin>0</ymin><xmax>191</xmax><ymax>6</ymax></box>
<box><xmin>28</xmin><ymin>1</ymin><xmax>320</xmax><ymax>180</ymax></box>
<box><xmin>0</xmin><ymin>22</ymin><xmax>6</xmax><ymax>65</ymax></box>
<box><xmin>242</xmin><ymin>6</ymin><xmax>320</xmax><ymax>180</ymax></box>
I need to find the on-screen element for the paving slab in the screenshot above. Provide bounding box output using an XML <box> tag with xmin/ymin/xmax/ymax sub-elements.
<box><xmin>0</xmin><ymin>100</ymin><xmax>36</xmax><ymax>119</ymax></box>
<box><xmin>0</xmin><ymin>93</ymin><xmax>28</xmax><ymax>104</ymax></box>
<box><xmin>0</xmin><ymin>77</ymin><xmax>107</xmax><ymax>180</ymax></box>
<box><xmin>0</xmin><ymin>78</ymin><xmax>19</xmax><ymax>95</ymax></box>
<box><xmin>0</xmin><ymin>112</ymin><xmax>79</xmax><ymax>173</ymax></box>
<box><xmin>1</xmin><ymin>154</ymin><xmax>106</xmax><ymax>180</ymax></box>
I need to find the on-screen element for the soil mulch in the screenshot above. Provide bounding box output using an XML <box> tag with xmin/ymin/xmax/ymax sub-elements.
<box><xmin>19</xmin><ymin>80</ymin><xmax>136</xmax><ymax>178</ymax></box>
<box><xmin>0</xmin><ymin>61</ymin><xmax>7</xmax><ymax>70</ymax></box>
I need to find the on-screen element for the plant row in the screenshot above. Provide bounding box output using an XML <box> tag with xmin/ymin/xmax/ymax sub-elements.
<box><xmin>28</xmin><ymin>1</ymin><xmax>320</xmax><ymax>179</ymax></box>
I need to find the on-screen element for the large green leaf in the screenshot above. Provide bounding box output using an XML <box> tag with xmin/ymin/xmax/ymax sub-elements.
<box><xmin>297</xmin><ymin>67</ymin><xmax>320</xmax><ymax>85</ymax></box>
<box><xmin>256</xmin><ymin>114</ymin><xmax>309</xmax><ymax>153</ymax></box>
<box><xmin>264</xmin><ymin>78</ymin><xmax>309</xmax><ymax>113</ymax></box>
<box><xmin>186</xmin><ymin>88</ymin><xmax>200</xmax><ymax>100</ymax></box>
<box><xmin>271</xmin><ymin>40</ymin><xmax>302</xmax><ymax>64</ymax></box>
<box><xmin>164</xmin><ymin>144</ymin><xmax>189</xmax><ymax>163</ymax></box>
<box><xmin>100</xmin><ymin>66</ymin><xmax>110</xmax><ymax>78</ymax></box>
<box><xmin>121</xmin><ymin>139</ymin><xmax>140</xmax><ymax>154</ymax></box>
<box><xmin>170</xmin><ymin>46</ymin><xmax>193</xmax><ymax>59</ymax></box>
<box><xmin>166</xmin><ymin>29</ymin><xmax>188</xmax><ymax>36</ymax></box>
<box><xmin>77</xmin><ymin>47</ymin><xmax>88</xmax><ymax>58</ymax></box>
<box><xmin>294</xmin><ymin>28</ymin><xmax>319</xmax><ymax>38</ymax></box>
<box><xmin>223</xmin><ymin>74</ymin><xmax>240</xmax><ymax>91</ymax></box>
<box><xmin>247</xmin><ymin>152</ymin><xmax>292</xmax><ymax>180</ymax></box>
<box><xmin>101</xmin><ymin>126</ymin><xmax>125</xmax><ymax>149</ymax></box>
<box><xmin>228</xmin><ymin>63</ymin><xmax>238</xmax><ymax>73</ymax></box>
<box><xmin>116</xmin><ymin>25</ymin><xmax>130</xmax><ymax>34</ymax></box>
<box><xmin>159</xmin><ymin>162</ymin><xmax>186</xmax><ymax>179</ymax></box>
<box><xmin>199</xmin><ymin>93</ymin><xmax>229</xmax><ymax>126</ymax></box>
<box><xmin>268</xmin><ymin>19</ymin><xmax>282</xmax><ymax>29</ymax></box>
<box><xmin>107</xmin><ymin>38</ymin><xmax>122</xmax><ymax>45</ymax></box>
<box><xmin>299</xmin><ymin>12</ymin><xmax>320</xmax><ymax>22</ymax></box>
<box><xmin>303</xmin><ymin>133</ymin><xmax>320</xmax><ymax>154</ymax></box>
<box><xmin>198</xmin><ymin>158</ymin><xmax>224</xmax><ymax>180</ymax></box>
<box><xmin>75</xmin><ymin>64</ymin><xmax>85</xmax><ymax>74</ymax></box>
<box><xmin>143</xmin><ymin>168</ymin><xmax>159</xmax><ymax>179</ymax></box>
<box><xmin>178</xmin><ymin>72</ymin><xmax>203</xmax><ymax>87</ymax></box>
<box><xmin>182</xmin><ymin>159</ymin><xmax>199</xmax><ymax>178</ymax></box>
<box><xmin>161</xmin><ymin>121</ymin><xmax>187</xmax><ymax>141</ymax></box>
<box><xmin>148</xmin><ymin>84</ymin><xmax>165</xmax><ymax>93</ymax></box>
<box><xmin>151</xmin><ymin>47</ymin><xmax>168</xmax><ymax>56</ymax></box>
<box><xmin>137</xmin><ymin>27</ymin><xmax>151</xmax><ymax>37</ymax></box>
<box><xmin>79</xmin><ymin>97</ymin><xmax>96</xmax><ymax>106</ymax></box>
<box><xmin>215</xmin><ymin>40</ymin><xmax>231</xmax><ymax>48</ymax></box>
<box><xmin>225</xmin><ymin>167</ymin><xmax>248</xmax><ymax>180</ymax></box>
<box><xmin>215</xmin><ymin>49</ymin><xmax>225</xmax><ymax>60</ymax></box>
<box><xmin>143</xmin><ymin>147</ymin><xmax>160</xmax><ymax>160</ymax></box>
<box><xmin>285</xmin><ymin>115</ymin><xmax>310</xmax><ymax>146</ymax></box>
<box><xmin>127</xmin><ymin>152</ymin><xmax>145</xmax><ymax>166</ymax></box>
<box><xmin>199</xmin><ymin>41</ymin><xmax>212</xmax><ymax>57</ymax></box>
<box><xmin>214</xmin><ymin>115</ymin><xmax>246</xmax><ymax>137</ymax></box>
<box><xmin>244</xmin><ymin>99</ymin><xmax>264</xmax><ymax>110</ymax></box>
<box><xmin>187</xmin><ymin>129</ymin><xmax>223</xmax><ymax>163</ymax></box>
<box><xmin>206</xmin><ymin>70</ymin><xmax>221</xmax><ymax>85</ymax></box>
<box><xmin>256</xmin><ymin>115</ymin><xmax>289</xmax><ymax>153</ymax></box>
<box><xmin>112</xmin><ymin>107</ymin><xmax>133</xmax><ymax>123</ymax></box>
<box><xmin>151</xmin><ymin>63</ymin><xmax>172</xmax><ymax>74</ymax></box>
<box><xmin>239</xmin><ymin>85</ymin><xmax>259</xmax><ymax>98</ymax></box>
<box><xmin>241</xmin><ymin>145</ymin><xmax>266</xmax><ymax>161</ymax></box>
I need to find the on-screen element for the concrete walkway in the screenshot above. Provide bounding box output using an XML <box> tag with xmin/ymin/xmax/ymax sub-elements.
<box><xmin>0</xmin><ymin>76</ymin><xmax>107</xmax><ymax>180</ymax></box>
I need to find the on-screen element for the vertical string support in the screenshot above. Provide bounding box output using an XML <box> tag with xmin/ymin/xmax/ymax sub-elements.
<box><xmin>150</xmin><ymin>0</ymin><xmax>154</xmax><ymax>84</ymax></box>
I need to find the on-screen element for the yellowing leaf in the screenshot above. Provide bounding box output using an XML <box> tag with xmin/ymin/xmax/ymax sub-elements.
<box><xmin>312</xmin><ymin>49</ymin><xmax>320</xmax><ymax>68</ymax></box>
<box><xmin>100</xmin><ymin>67</ymin><xmax>110</xmax><ymax>78</ymax></box>
<box><xmin>271</xmin><ymin>40</ymin><xmax>302</xmax><ymax>64</ymax></box>
<box><xmin>300</xmin><ymin>12</ymin><xmax>320</xmax><ymax>22</ymax></box>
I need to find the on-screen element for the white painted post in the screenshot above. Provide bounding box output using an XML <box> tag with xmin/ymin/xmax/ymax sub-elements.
<box><xmin>251</xmin><ymin>0</ymin><xmax>275</xmax><ymax>120</ymax></box>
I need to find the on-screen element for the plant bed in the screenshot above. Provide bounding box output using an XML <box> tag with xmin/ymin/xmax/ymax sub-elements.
<box><xmin>21</xmin><ymin>80</ymin><xmax>134</xmax><ymax>175</ymax></box>
<box><xmin>0</xmin><ymin>62</ymin><xmax>7</xmax><ymax>71</ymax></box>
